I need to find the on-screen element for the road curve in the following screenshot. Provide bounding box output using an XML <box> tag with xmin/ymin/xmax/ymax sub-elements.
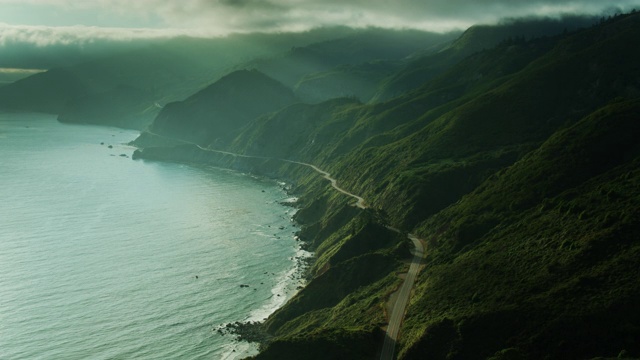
<box><xmin>197</xmin><ymin>144</ymin><xmax>422</xmax><ymax>359</ymax></box>
<box><xmin>144</xmin><ymin>131</ymin><xmax>364</xmax><ymax>208</ymax></box>
<box><xmin>281</xmin><ymin>159</ymin><xmax>366</xmax><ymax>209</ymax></box>
<box><xmin>142</xmin><ymin>132</ymin><xmax>421</xmax><ymax>357</ymax></box>
<box><xmin>379</xmin><ymin>231</ymin><xmax>424</xmax><ymax>360</ymax></box>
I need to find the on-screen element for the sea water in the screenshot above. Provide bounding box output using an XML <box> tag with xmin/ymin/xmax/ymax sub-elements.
<box><xmin>0</xmin><ymin>114</ymin><xmax>307</xmax><ymax>359</ymax></box>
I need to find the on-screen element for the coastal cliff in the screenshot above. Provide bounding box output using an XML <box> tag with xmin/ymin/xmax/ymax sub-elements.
<box><xmin>0</xmin><ymin>10</ymin><xmax>630</xmax><ymax>358</ymax></box>
<box><xmin>132</xmin><ymin>13</ymin><xmax>640</xmax><ymax>359</ymax></box>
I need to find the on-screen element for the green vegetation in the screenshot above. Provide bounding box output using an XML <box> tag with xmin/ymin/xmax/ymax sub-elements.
<box><xmin>149</xmin><ymin>13</ymin><xmax>639</xmax><ymax>359</ymax></box>
<box><xmin>399</xmin><ymin>99</ymin><xmax>640</xmax><ymax>360</ymax></box>
<box><xmin>150</xmin><ymin>69</ymin><xmax>298</xmax><ymax>144</ymax></box>
<box><xmin>372</xmin><ymin>15</ymin><xmax>599</xmax><ymax>101</ymax></box>
<box><xmin>242</xmin><ymin>28</ymin><xmax>459</xmax><ymax>101</ymax></box>
<box><xmin>14</xmin><ymin>10</ymin><xmax>640</xmax><ymax>360</ymax></box>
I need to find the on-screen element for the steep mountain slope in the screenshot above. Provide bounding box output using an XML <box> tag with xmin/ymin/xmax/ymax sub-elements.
<box><xmin>133</xmin><ymin>12</ymin><xmax>640</xmax><ymax>360</ymax></box>
<box><xmin>329</xmin><ymin>12</ymin><xmax>640</xmax><ymax>229</ymax></box>
<box><xmin>228</xmin><ymin>97</ymin><xmax>362</xmax><ymax>159</ymax></box>
<box><xmin>149</xmin><ymin>69</ymin><xmax>298</xmax><ymax>145</ymax></box>
<box><xmin>250</xmin><ymin>16</ymin><xmax>640</xmax><ymax>360</ymax></box>
<box><xmin>400</xmin><ymin>99</ymin><xmax>640</xmax><ymax>360</ymax></box>
<box><xmin>240</xmin><ymin>29</ymin><xmax>458</xmax><ymax>103</ymax></box>
<box><xmin>293</xmin><ymin>61</ymin><xmax>398</xmax><ymax>103</ymax></box>
<box><xmin>372</xmin><ymin>15</ymin><xmax>599</xmax><ymax>101</ymax></box>
<box><xmin>0</xmin><ymin>29</ymin><xmax>372</xmax><ymax>129</ymax></box>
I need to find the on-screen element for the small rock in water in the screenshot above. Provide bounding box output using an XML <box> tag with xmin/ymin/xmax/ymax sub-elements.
<box><xmin>108</xmin><ymin>145</ymin><xmax>113</xmax><ymax>149</ymax></box>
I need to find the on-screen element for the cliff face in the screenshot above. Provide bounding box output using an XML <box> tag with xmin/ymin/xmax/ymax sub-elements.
<box><xmin>133</xmin><ymin>13</ymin><xmax>640</xmax><ymax>360</ymax></box>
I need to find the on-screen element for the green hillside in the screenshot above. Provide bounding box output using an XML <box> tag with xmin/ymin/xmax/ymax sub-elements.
<box><xmin>372</xmin><ymin>15</ymin><xmax>599</xmax><ymax>101</ymax></box>
<box><xmin>150</xmin><ymin>69</ymin><xmax>298</xmax><ymax>145</ymax></box>
<box><xmin>239</xmin><ymin>28</ymin><xmax>459</xmax><ymax>103</ymax></box>
<box><xmin>131</xmin><ymin>12</ymin><xmax>640</xmax><ymax>360</ymax></box>
<box><xmin>293</xmin><ymin>61</ymin><xmax>399</xmax><ymax>103</ymax></box>
<box><xmin>400</xmin><ymin>99</ymin><xmax>640</xmax><ymax>359</ymax></box>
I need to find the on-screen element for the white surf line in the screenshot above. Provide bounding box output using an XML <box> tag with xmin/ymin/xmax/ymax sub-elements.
<box><xmin>190</xmin><ymin>142</ymin><xmax>423</xmax><ymax>359</ymax></box>
<box><xmin>144</xmin><ymin>132</ymin><xmax>421</xmax><ymax>355</ymax></box>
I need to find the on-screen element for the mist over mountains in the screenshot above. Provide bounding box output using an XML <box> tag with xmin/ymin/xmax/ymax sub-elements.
<box><xmin>2</xmin><ymin>10</ymin><xmax>639</xmax><ymax>360</ymax></box>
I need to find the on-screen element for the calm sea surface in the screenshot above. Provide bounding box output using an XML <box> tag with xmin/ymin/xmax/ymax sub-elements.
<box><xmin>0</xmin><ymin>114</ymin><xmax>306</xmax><ymax>359</ymax></box>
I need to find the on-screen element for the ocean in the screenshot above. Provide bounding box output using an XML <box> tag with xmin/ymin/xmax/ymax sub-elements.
<box><xmin>0</xmin><ymin>113</ymin><xmax>307</xmax><ymax>359</ymax></box>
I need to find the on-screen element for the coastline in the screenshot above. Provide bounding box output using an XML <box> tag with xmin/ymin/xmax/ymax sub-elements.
<box><xmin>217</xmin><ymin>195</ymin><xmax>313</xmax><ymax>360</ymax></box>
<box><xmin>247</xmin><ymin>246</ymin><xmax>313</xmax><ymax>323</ymax></box>
<box><xmin>132</xmin><ymin>140</ymin><xmax>408</xmax><ymax>359</ymax></box>
<box><xmin>8</xmin><ymin>115</ymin><xmax>315</xmax><ymax>359</ymax></box>
<box><xmin>2</xmin><ymin>116</ymin><xmax>316</xmax><ymax>359</ymax></box>
<box><xmin>220</xmin><ymin>248</ymin><xmax>313</xmax><ymax>360</ymax></box>
<box><xmin>131</xmin><ymin>144</ymin><xmax>317</xmax><ymax>359</ymax></box>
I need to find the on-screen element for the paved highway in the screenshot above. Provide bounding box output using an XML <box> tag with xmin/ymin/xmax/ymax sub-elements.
<box><xmin>142</xmin><ymin>132</ymin><xmax>422</xmax><ymax>358</ymax></box>
<box><xmin>379</xmin><ymin>231</ymin><xmax>424</xmax><ymax>360</ymax></box>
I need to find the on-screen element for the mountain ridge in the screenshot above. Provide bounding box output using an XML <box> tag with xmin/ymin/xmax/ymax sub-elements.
<box><xmin>4</xmin><ymin>11</ymin><xmax>638</xmax><ymax>360</ymax></box>
<box><xmin>132</xmin><ymin>12</ymin><xmax>640</xmax><ymax>359</ymax></box>
<box><xmin>149</xmin><ymin>69</ymin><xmax>298</xmax><ymax>145</ymax></box>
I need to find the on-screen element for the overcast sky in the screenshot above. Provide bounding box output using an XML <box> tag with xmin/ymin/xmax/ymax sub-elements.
<box><xmin>1</xmin><ymin>0</ymin><xmax>640</xmax><ymax>44</ymax></box>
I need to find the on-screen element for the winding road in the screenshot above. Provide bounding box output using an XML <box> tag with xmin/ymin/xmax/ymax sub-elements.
<box><xmin>142</xmin><ymin>131</ymin><xmax>421</xmax><ymax>358</ymax></box>
<box><xmin>279</xmin><ymin>159</ymin><xmax>367</xmax><ymax>209</ymax></box>
<box><xmin>145</xmin><ymin>131</ymin><xmax>366</xmax><ymax>208</ymax></box>
<box><xmin>379</xmin><ymin>230</ymin><xmax>424</xmax><ymax>360</ymax></box>
<box><xmin>193</xmin><ymin>145</ymin><xmax>367</xmax><ymax>208</ymax></box>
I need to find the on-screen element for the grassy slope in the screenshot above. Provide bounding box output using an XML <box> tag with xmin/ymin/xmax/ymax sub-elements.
<box><xmin>293</xmin><ymin>60</ymin><xmax>399</xmax><ymax>103</ymax></box>
<box><xmin>225</xmin><ymin>14</ymin><xmax>640</xmax><ymax>231</ymax></box>
<box><xmin>249</xmin><ymin>205</ymin><xmax>410</xmax><ymax>360</ymax></box>
<box><xmin>241</xmin><ymin>29</ymin><xmax>458</xmax><ymax>103</ymax></box>
<box><xmin>150</xmin><ymin>69</ymin><xmax>298</xmax><ymax>145</ymax></box>
<box><xmin>400</xmin><ymin>99</ymin><xmax>640</xmax><ymax>360</ymax></box>
<box><xmin>243</xmin><ymin>14</ymin><xmax>640</xmax><ymax>360</ymax></box>
<box><xmin>372</xmin><ymin>15</ymin><xmax>599</xmax><ymax>101</ymax></box>
<box><xmin>245</xmin><ymin>29</ymin><xmax>456</xmax><ymax>87</ymax></box>
<box><xmin>132</xmin><ymin>13</ymin><xmax>640</xmax><ymax>360</ymax></box>
<box><xmin>329</xmin><ymin>13</ymin><xmax>640</xmax><ymax>229</ymax></box>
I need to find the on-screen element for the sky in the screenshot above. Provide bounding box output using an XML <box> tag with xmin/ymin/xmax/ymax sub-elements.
<box><xmin>1</xmin><ymin>0</ymin><xmax>640</xmax><ymax>44</ymax></box>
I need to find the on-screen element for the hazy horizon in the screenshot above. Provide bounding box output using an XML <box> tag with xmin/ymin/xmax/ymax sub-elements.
<box><xmin>1</xmin><ymin>0</ymin><xmax>639</xmax><ymax>45</ymax></box>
